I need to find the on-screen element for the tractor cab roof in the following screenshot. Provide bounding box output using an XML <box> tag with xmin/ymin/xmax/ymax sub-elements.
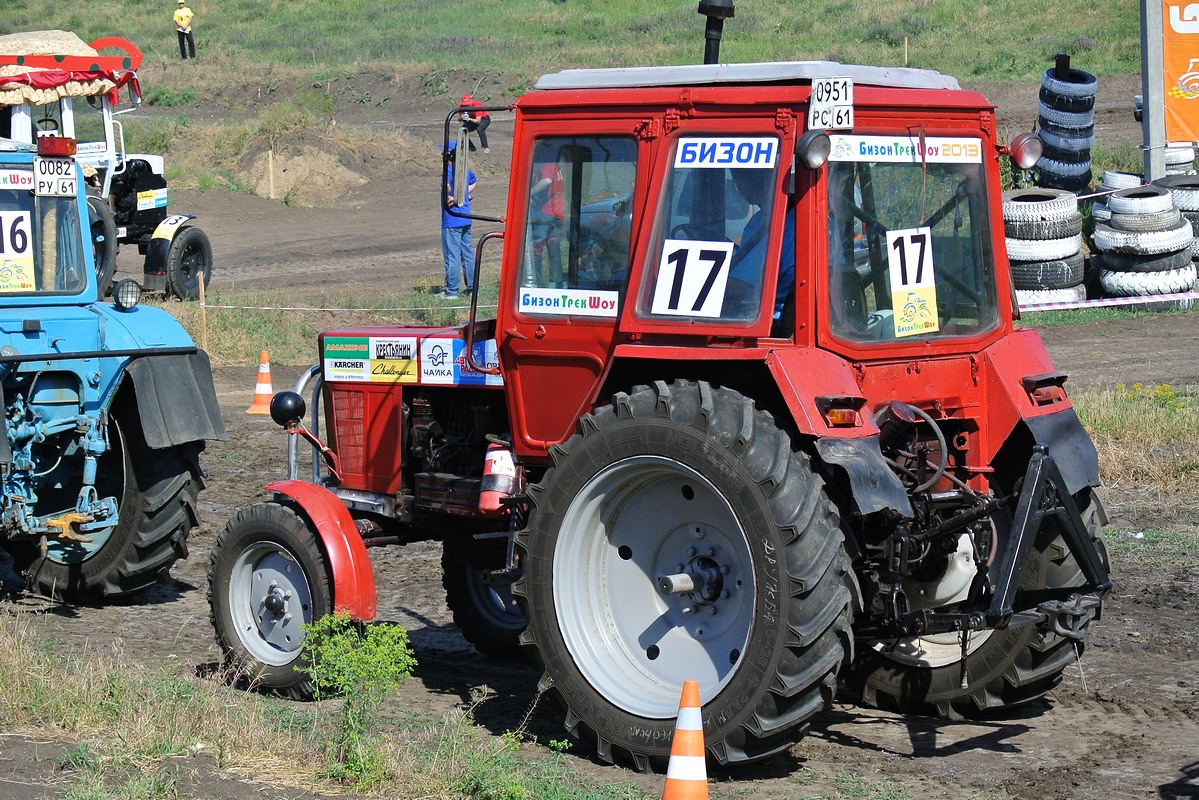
<box><xmin>533</xmin><ymin>61</ymin><xmax>961</xmax><ymax>92</ymax></box>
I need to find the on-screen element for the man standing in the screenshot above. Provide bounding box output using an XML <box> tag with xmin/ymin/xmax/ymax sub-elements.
<box><xmin>174</xmin><ymin>0</ymin><xmax>196</xmax><ymax>60</ymax></box>
<box><xmin>459</xmin><ymin>94</ymin><xmax>490</xmax><ymax>154</ymax></box>
<box><xmin>440</xmin><ymin>142</ymin><xmax>477</xmax><ymax>299</ymax></box>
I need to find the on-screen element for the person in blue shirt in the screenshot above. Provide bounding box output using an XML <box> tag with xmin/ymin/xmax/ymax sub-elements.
<box><xmin>727</xmin><ymin>167</ymin><xmax>795</xmax><ymax>330</ymax></box>
<box><xmin>440</xmin><ymin>142</ymin><xmax>477</xmax><ymax>299</ymax></box>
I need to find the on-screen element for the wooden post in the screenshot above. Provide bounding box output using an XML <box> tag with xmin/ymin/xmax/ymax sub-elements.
<box><xmin>904</xmin><ymin>37</ymin><xmax>909</xmax><ymax>66</ymax></box>
<box><xmin>198</xmin><ymin>271</ymin><xmax>208</xmax><ymax>352</ymax></box>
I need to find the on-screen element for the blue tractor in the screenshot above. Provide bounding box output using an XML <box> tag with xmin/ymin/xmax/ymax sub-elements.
<box><xmin>0</xmin><ymin>134</ymin><xmax>225</xmax><ymax>599</ymax></box>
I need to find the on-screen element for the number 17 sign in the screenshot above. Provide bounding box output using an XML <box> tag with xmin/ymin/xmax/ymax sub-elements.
<box><xmin>885</xmin><ymin>226</ymin><xmax>939</xmax><ymax>338</ymax></box>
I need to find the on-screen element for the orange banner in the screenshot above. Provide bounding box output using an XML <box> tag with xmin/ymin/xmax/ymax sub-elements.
<box><xmin>1163</xmin><ymin>1</ymin><xmax>1199</xmax><ymax>141</ymax></box>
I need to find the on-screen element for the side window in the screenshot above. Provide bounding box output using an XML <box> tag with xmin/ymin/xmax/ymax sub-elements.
<box><xmin>518</xmin><ymin>136</ymin><xmax>637</xmax><ymax>314</ymax></box>
<box><xmin>639</xmin><ymin>136</ymin><xmax>785</xmax><ymax>324</ymax></box>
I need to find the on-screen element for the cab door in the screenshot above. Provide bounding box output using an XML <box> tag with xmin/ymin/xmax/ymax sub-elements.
<box><xmin>498</xmin><ymin>125</ymin><xmax>645</xmax><ymax>455</ymax></box>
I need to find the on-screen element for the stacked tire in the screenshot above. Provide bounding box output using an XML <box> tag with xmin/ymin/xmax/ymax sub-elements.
<box><xmin>1164</xmin><ymin>144</ymin><xmax>1197</xmax><ymax>176</ymax></box>
<box><xmin>1093</xmin><ymin>186</ymin><xmax>1196</xmax><ymax>298</ymax></box>
<box><xmin>1152</xmin><ymin>174</ymin><xmax>1199</xmax><ymax>285</ymax></box>
<box><xmin>1036</xmin><ymin>67</ymin><xmax>1098</xmax><ymax>193</ymax></box>
<box><xmin>1003</xmin><ymin>188</ymin><xmax>1086</xmax><ymax>306</ymax></box>
<box><xmin>1091</xmin><ymin>170</ymin><xmax>1143</xmax><ymax>225</ymax></box>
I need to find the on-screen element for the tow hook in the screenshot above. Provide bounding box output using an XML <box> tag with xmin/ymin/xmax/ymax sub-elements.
<box><xmin>1037</xmin><ymin>594</ymin><xmax>1104</xmax><ymax>640</ymax></box>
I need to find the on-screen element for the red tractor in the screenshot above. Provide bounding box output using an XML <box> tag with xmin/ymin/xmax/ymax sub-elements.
<box><xmin>208</xmin><ymin>8</ymin><xmax>1109</xmax><ymax>771</ymax></box>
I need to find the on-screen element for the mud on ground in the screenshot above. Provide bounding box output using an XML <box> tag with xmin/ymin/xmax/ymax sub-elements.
<box><xmin>2</xmin><ymin>72</ymin><xmax>1198</xmax><ymax>799</ymax></box>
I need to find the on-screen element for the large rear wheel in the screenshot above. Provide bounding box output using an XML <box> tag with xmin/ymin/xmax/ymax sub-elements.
<box><xmin>86</xmin><ymin>191</ymin><xmax>118</xmax><ymax>297</ymax></box>
<box><xmin>12</xmin><ymin>406</ymin><xmax>202</xmax><ymax>600</ymax></box>
<box><xmin>207</xmin><ymin>501</ymin><xmax>332</xmax><ymax>698</ymax></box>
<box><xmin>847</xmin><ymin>489</ymin><xmax>1107</xmax><ymax>717</ymax></box>
<box><xmin>513</xmin><ymin>380</ymin><xmax>856</xmax><ymax>769</ymax></box>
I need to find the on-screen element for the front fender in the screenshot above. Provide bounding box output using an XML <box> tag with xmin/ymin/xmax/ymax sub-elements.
<box><xmin>266</xmin><ymin>479</ymin><xmax>378</xmax><ymax>621</ymax></box>
<box><xmin>144</xmin><ymin>214</ymin><xmax>196</xmax><ymax>274</ymax></box>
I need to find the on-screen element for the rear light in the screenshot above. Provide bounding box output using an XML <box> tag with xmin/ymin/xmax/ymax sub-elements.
<box><xmin>37</xmin><ymin>136</ymin><xmax>77</xmax><ymax>157</ymax></box>
<box><xmin>816</xmin><ymin>394</ymin><xmax>865</xmax><ymax>428</ymax></box>
<box><xmin>1021</xmin><ymin>372</ymin><xmax>1068</xmax><ymax>406</ymax></box>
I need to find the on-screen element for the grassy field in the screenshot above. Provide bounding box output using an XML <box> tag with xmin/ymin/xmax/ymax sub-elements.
<box><xmin>4</xmin><ymin>0</ymin><xmax>1140</xmax><ymax>88</ymax></box>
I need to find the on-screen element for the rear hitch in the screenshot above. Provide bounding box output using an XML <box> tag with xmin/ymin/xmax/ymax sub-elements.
<box><xmin>1037</xmin><ymin>593</ymin><xmax>1105</xmax><ymax>641</ymax></box>
<box><xmin>986</xmin><ymin>444</ymin><xmax>1111</xmax><ymax>628</ymax></box>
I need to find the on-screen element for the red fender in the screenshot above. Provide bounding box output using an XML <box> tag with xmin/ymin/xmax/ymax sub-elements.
<box><xmin>265</xmin><ymin>479</ymin><xmax>377</xmax><ymax>620</ymax></box>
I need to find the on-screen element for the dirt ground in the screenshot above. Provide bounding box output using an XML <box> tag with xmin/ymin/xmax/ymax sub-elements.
<box><xmin>3</xmin><ymin>71</ymin><xmax>1199</xmax><ymax>799</ymax></box>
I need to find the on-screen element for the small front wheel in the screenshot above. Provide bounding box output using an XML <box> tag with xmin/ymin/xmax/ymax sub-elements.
<box><xmin>207</xmin><ymin>501</ymin><xmax>332</xmax><ymax>698</ymax></box>
<box><xmin>166</xmin><ymin>226</ymin><xmax>213</xmax><ymax>300</ymax></box>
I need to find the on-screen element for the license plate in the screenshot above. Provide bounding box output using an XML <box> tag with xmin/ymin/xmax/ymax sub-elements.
<box><xmin>33</xmin><ymin>157</ymin><xmax>77</xmax><ymax>197</ymax></box>
<box><xmin>808</xmin><ymin>77</ymin><xmax>854</xmax><ymax>131</ymax></box>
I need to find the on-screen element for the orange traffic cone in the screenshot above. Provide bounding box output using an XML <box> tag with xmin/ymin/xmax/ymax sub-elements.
<box><xmin>661</xmin><ymin>680</ymin><xmax>708</xmax><ymax>800</ymax></box>
<box><xmin>246</xmin><ymin>350</ymin><xmax>273</xmax><ymax>415</ymax></box>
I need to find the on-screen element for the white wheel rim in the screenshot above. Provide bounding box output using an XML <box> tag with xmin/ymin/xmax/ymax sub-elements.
<box><xmin>553</xmin><ymin>455</ymin><xmax>754</xmax><ymax>719</ymax></box>
<box><xmin>228</xmin><ymin>542</ymin><xmax>315</xmax><ymax>666</ymax></box>
<box><xmin>873</xmin><ymin>534</ymin><xmax>993</xmax><ymax>668</ymax></box>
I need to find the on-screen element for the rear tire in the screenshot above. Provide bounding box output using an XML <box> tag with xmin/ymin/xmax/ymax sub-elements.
<box><xmin>86</xmin><ymin>191</ymin><xmax>118</xmax><ymax>297</ymax></box>
<box><xmin>513</xmin><ymin>380</ymin><xmax>856</xmax><ymax>769</ymax></box>
<box><xmin>442</xmin><ymin>536</ymin><xmax>526</xmax><ymax>658</ymax></box>
<box><xmin>11</xmin><ymin>408</ymin><xmax>202</xmax><ymax>600</ymax></box>
<box><xmin>166</xmin><ymin>226</ymin><xmax>213</xmax><ymax>300</ymax></box>
<box><xmin>846</xmin><ymin>489</ymin><xmax>1107</xmax><ymax>719</ymax></box>
<box><xmin>207</xmin><ymin>501</ymin><xmax>331</xmax><ymax>698</ymax></box>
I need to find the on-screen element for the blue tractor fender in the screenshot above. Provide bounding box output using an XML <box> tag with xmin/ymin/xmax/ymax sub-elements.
<box><xmin>90</xmin><ymin>302</ymin><xmax>227</xmax><ymax>447</ymax></box>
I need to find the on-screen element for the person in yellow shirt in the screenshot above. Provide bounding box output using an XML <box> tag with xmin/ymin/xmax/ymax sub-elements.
<box><xmin>174</xmin><ymin>0</ymin><xmax>196</xmax><ymax>60</ymax></box>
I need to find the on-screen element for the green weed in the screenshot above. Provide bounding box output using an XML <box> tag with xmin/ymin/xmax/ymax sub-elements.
<box><xmin>300</xmin><ymin>612</ymin><xmax>417</xmax><ymax>791</ymax></box>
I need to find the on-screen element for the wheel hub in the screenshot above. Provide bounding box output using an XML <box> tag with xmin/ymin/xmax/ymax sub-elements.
<box><xmin>262</xmin><ymin>582</ymin><xmax>289</xmax><ymax>615</ymax></box>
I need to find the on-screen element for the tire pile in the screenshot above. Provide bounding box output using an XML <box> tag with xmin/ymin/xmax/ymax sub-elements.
<box><xmin>1091</xmin><ymin>170</ymin><xmax>1143</xmax><ymax>225</ymax></box>
<box><xmin>1036</xmin><ymin>67</ymin><xmax>1098</xmax><ymax>193</ymax></box>
<box><xmin>1164</xmin><ymin>144</ymin><xmax>1197</xmax><ymax>176</ymax></box>
<box><xmin>1003</xmin><ymin>187</ymin><xmax>1086</xmax><ymax>306</ymax></box>
<box><xmin>1093</xmin><ymin>185</ymin><xmax>1197</xmax><ymax>297</ymax></box>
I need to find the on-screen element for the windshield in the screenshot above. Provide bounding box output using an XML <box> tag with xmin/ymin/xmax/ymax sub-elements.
<box><xmin>826</xmin><ymin>134</ymin><xmax>999</xmax><ymax>343</ymax></box>
<box><xmin>0</xmin><ymin>167</ymin><xmax>87</xmax><ymax>294</ymax></box>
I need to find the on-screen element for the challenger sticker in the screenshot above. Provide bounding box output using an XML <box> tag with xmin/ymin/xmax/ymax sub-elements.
<box><xmin>136</xmin><ymin>188</ymin><xmax>169</xmax><ymax>211</ymax></box>
<box><xmin>322</xmin><ymin>336</ymin><xmax>419</xmax><ymax>383</ymax></box>
<box><xmin>829</xmin><ymin>134</ymin><xmax>982</xmax><ymax>164</ymax></box>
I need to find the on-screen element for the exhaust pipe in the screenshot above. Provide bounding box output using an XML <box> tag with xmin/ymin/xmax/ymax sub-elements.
<box><xmin>698</xmin><ymin>0</ymin><xmax>735</xmax><ymax>65</ymax></box>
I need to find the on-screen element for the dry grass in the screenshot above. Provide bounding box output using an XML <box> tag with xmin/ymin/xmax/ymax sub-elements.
<box><xmin>1072</xmin><ymin>382</ymin><xmax>1199</xmax><ymax>500</ymax></box>
<box><xmin>0</xmin><ymin>611</ymin><xmax>328</xmax><ymax>788</ymax></box>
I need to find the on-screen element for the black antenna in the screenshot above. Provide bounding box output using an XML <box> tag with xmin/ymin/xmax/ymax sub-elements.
<box><xmin>698</xmin><ymin>0</ymin><xmax>735</xmax><ymax>65</ymax></box>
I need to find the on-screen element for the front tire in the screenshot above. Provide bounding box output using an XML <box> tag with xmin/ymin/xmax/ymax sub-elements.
<box><xmin>513</xmin><ymin>380</ymin><xmax>856</xmax><ymax>769</ymax></box>
<box><xmin>166</xmin><ymin>226</ymin><xmax>213</xmax><ymax>300</ymax></box>
<box><xmin>847</xmin><ymin>489</ymin><xmax>1108</xmax><ymax>718</ymax></box>
<box><xmin>207</xmin><ymin>501</ymin><xmax>332</xmax><ymax>698</ymax></box>
<box><xmin>12</xmin><ymin>408</ymin><xmax>203</xmax><ymax>600</ymax></box>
